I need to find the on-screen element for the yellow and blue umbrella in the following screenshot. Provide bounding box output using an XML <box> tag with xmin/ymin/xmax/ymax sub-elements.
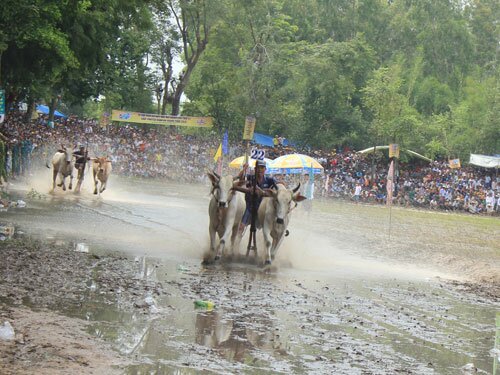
<box><xmin>228</xmin><ymin>156</ymin><xmax>273</xmax><ymax>169</ymax></box>
<box><xmin>268</xmin><ymin>153</ymin><xmax>324</xmax><ymax>174</ymax></box>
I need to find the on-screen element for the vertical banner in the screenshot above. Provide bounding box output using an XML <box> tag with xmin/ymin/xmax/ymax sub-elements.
<box><xmin>0</xmin><ymin>90</ymin><xmax>5</xmax><ymax>123</ymax></box>
<box><xmin>242</xmin><ymin>116</ymin><xmax>256</xmax><ymax>141</ymax></box>
<box><xmin>243</xmin><ymin>116</ymin><xmax>256</xmax><ymax>165</ymax></box>
<box><xmin>100</xmin><ymin>112</ymin><xmax>110</xmax><ymax>129</ymax></box>
<box><xmin>222</xmin><ymin>130</ymin><xmax>229</xmax><ymax>155</ymax></box>
<box><xmin>449</xmin><ymin>159</ymin><xmax>461</xmax><ymax>169</ymax></box>
<box><xmin>389</xmin><ymin>144</ymin><xmax>400</xmax><ymax>159</ymax></box>
<box><xmin>213</xmin><ymin>144</ymin><xmax>222</xmax><ymax>163</ymax></box>
<box><xmin>386</xmin><ymin>160</ymin><xmax>394</xmax><ymax>206</ymax></box>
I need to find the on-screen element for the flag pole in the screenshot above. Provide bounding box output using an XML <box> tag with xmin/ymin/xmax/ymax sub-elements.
<box><xmin>387</xmin><ymin>158</ymin><xmax>395</xmax><ymax>240</ymax></box>
<box><xmin>218</xmin><ymin>129</ymin><xmax>222</xmax><ymax>175</ymax></box>
<box><xmin>217</xmin><ymin>156</ymin><xmax>222</xmax><ymax>175</ymax></box>
<box><xmin>387</xmin><ymin>144</ymin><xmax>400</xmax><ymax>240</ymax></box>
<box><xmin>388</xmin><ymin>195</ymin><xmax>393</xmax><ymax>240</ymax></box>
<box><xmin>242</xmin><ymin>116</ymin><xmax>256</xmax><ymax>257</ymax></box>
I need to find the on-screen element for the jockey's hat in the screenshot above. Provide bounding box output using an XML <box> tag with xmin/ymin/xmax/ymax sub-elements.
<box><xmin>256</xmin><ymin>160</ymin><xmax>266</xmax><ymax>168</ymax></box>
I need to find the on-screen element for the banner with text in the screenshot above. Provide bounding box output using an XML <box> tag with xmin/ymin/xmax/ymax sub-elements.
<box><xmin>449</xmin><ymin>158</ymin><xmax>461</xmax><ymax>169</ymax></box>
<box><xmin>389</xmin><ymin>144</ymin><xmax>400</xmax><ymax>159</ymax></box>
<box><xmin>243</xmin><ymin>116</ymin><xmax>256</xmax><ymax>140</ymax></box>
<box><xmin>111</xmin><ymin>110</ymin><xmax>213</xmax><ymax>128</ymax></box>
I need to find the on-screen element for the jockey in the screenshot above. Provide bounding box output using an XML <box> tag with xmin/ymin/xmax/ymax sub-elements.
<box><xmin>237</xmin><ymin>159</ymin><xmax>277</xmax><ymax>235</ymax></box>
<box><xmin>73</xmin><ymin>145</ymin><xmax>89</xmax><ymax>183</ymax></box>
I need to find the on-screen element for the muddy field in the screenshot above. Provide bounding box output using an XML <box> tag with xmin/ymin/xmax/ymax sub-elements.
<box><xmin>0</xmin><ymin>174</ymin><xmax>499</xmax><ymax>374</ymax></box>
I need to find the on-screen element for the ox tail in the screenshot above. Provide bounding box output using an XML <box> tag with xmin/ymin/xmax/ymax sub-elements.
<box><xmin>45</xmin><ymin>162</ymin><xmax>51</xmax><ymax>169</ymax></box>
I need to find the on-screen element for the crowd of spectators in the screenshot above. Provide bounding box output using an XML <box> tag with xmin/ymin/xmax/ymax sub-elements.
<box><xmin>0</xmin><ymin>110</ymin><xmax>498</xmax><ymax>215</ymax></box>
<box><xmin>312</xmin><ymin>150</ymin><xmax>499</xmax><ymax>215</ymax></box>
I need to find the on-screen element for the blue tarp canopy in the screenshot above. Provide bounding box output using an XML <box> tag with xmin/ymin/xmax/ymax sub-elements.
<box><xmin>252</xmin><ymin>132</ymin><xmax>291</xmax><ymax>147</ymax></box>
<box><xmin>36</xmin><ymin>104</ymin><xmax>67</xmax><ymax>118</ymax></box>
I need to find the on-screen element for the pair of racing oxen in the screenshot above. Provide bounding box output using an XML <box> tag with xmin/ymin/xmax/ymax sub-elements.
<box><xmin>207</xmin><ymin>171</ymin><xmax>306</xmax><ymax>266</ymax></box>
<box><xmin>50</xmin><ymin>145</ymin><xmax>112</xmax><ymax>195</ymax></box>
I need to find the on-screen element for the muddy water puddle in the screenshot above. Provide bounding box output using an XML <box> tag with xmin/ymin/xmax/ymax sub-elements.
<box><xmin>38</xmin><ymin>253</ymin><xmax>496</xmax><ymax>375</ymax></box>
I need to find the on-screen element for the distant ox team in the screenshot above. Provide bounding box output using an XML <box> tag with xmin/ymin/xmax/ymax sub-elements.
<box><xmin>49</xmin><ymin>145</ymin><xmax>112</xmax><ymax>195</ymax></box>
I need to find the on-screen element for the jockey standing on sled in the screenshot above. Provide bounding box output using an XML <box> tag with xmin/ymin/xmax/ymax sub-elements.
<box><xmin>237</xmin><ymin>159</ymin><xmax>277</xmax><ymax>235</ymax></box>
<box><xmin>73</xmin><ymin>145</ymin><xmax>89</xmax><ymax>192</ymax></box>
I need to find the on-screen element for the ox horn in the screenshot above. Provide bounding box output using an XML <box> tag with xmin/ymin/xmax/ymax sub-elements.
<box><xmin>292</xmin><ymin>183</ymin><xmax>301</xmax><ymax>193</ymax></box>
<box><xmin>207</xmin><ymin>170</ymin><xmax>219</xmax><ymax>184</ymax></box>
<box><xmin>213</xmin><ymin>171</ymin><xmax>220</xmax><ymax>179</ymax></box>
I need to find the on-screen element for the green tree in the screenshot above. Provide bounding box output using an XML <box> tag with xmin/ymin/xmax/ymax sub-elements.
<box><xmin>362</xmin><ymin>62</ymin><xmax>423</xmax><ymax>149</ymax></box>
<box><xmin>299</xmin><ymin>36</ymin><xmax>376</xmax><ymax>149</ymax></box>
<box><xmin>185</xmin><ymin>0</ymin><xmax>304</xmax><ymax>135</ymax></box>
<box><xmin>386</xmin><ymin>0</ymin><xmax>474</xmax><ymax>90</ymax></box>
<box><xmin>466</xmin><ymin>0</ymin><xmax>499</xmax><ymax>73</ymax></box>
<box><xmin>447</xmin><ymin>75</ymin><xmax>500</xmax><ymax>158</ymax></box>
<box><xmin>166</xmin><ymin>0</ymin><xmax>222</xmax><ymax>116</ymax></box>
<box><xmin>0</xmin><ymin>0</ymin><xmax>154</xmax><ymax>117</ymax></box>
<box><xmin>414</xmin><ymin>77</ymin><xmax>454</xmax><ymax>116</ymax></box>
<box><xmin>0</xmin><ymin>0</ymin><xmax>77</xmax><ymax>111</ymax></box>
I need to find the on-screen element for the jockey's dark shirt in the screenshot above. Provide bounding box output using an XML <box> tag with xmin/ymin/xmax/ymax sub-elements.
<box><xmin>73</xmin><ymin>150</ymin><xmax>86</xmax><ymax>166</ymax></box>
<box><xmin>244</xmin><ymin>174</ymin><xmax>277</xmax><ymax>209</ymax></box>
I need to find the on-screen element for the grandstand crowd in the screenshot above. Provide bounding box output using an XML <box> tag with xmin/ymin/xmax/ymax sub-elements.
<box><xmin>0</xmin><ymin>111</ymin><xmax>498</xmax><ymax>215</ymax></box>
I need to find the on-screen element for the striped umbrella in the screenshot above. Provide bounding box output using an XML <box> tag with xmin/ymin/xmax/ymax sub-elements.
<box><xmin>268</xmin><ymin>153</ymin><xmax>324</xmax><ymax>174</ymax></box>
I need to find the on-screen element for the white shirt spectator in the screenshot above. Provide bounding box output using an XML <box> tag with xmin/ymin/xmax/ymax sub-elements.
<box><xmin>485</xmin><ymin>192</ymin><xmax>495</xmax><ymax>213</ymax></box>
<box><xmin>354</xmin><ymin>184</ymin><xmax>362</xmax><ymax>196</ymax></box>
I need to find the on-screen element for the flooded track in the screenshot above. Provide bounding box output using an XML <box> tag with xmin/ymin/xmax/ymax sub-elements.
<box><xmin>0</xmin><ymin>172</ymin><xmax>499</xmax><ymax>374</ymax></box>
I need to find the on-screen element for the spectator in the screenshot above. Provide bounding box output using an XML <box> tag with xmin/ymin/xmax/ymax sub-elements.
<box><xmin>353</xmin><ymin>182</ymin><xmax>362</xmax><ymax>202</ymax></box>
<box><xmin>485</xmin><ymin>191</ymin><xmax>495</xmax><ymax>213</ymax></box>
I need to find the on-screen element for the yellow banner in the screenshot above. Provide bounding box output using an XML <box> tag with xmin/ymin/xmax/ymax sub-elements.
<box><xmin>243</xmin><ymin>116</ymin><xmax>256</xmax><ymax>140</ymax></box>
<box><xmin>213</xmin><ymin>144</ymin><xmax>222</xmax><ymax>162</ymax></box>
<box><xmin>100</xmin><ymin>112</ymin><xmax>110</xmax><ymax>128</ymax></box>
<box><xmin>111</xmin><ymin>110</ymin><xmax>213</xmax><ymax>127</ymax></box>
<box><xmin>449</xmin><ymin>159</ymin><xmax>461</xmax><ymax>169</ymax></box>
<box><xmin>389</xmin><ymin>144</ymin><xmax>400</xmax><ymax>159</ymax></box>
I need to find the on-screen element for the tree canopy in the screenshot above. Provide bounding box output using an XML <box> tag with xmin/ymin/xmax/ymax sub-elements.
<box><xmin>0</xmin><ymin>0</ymin><xmax>498</xmax><ymax>159</ymax></box>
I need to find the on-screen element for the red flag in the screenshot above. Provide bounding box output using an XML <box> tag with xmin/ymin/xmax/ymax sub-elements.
<box><xmin>386</xmin><ymin>160</ymin><xmax>394</xmax><ymax>206</ymax></box>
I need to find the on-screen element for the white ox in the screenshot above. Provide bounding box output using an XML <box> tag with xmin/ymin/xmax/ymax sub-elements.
<box><xmin>92</xmin><ymin>157</ymin><xmax>112</xmax><ymax>194</ymax></box>
<box><xmin>206</xmin><ymin>171</ymin><xmax>245</xmax><ymax>262</ymax></box>
<box><xmin>51</xmin><ymin>146</ymin><xmax>74</xmax><ymax>192</ymax></box>
<box><xmin>257</xmin><ymin>183</ymin><xmax>306</xmax><ymax>265</ymax></box>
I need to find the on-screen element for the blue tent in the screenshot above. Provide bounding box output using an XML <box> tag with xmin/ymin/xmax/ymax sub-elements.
<box><xmin>252</xmin><ymin>132</ymin><xmax>292</xmax><ymax>147</ymax></box>
<box><xmin>36</xmin><ymin>104</ymin><xmax>67</xmax><ymax>118</ymax></box>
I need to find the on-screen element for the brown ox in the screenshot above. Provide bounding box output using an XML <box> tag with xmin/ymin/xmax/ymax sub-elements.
<box><xmin>92</xmin><ymin>157</ymin><xmax>112</xmax><ymax>195</ymax></box>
